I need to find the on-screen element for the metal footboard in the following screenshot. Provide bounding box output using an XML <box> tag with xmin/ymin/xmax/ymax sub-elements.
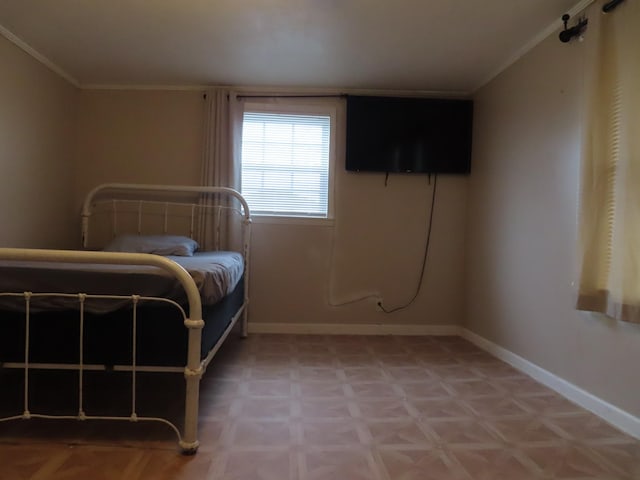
<box><xmin>0</xmin><ymin>248</ymin><xmax>205</xmax><ymax>453</ymax></box>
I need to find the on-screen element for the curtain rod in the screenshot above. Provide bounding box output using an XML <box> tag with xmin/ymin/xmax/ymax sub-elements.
<box><xmin>602</xmin><ymin>0</ymin><xmax>625</xmax><ymax>12</ymax></box>
<box><xmin>203</xmin><ymin>92</ymin><xmax>347</xmax><ymax>100</ymax></box>
<box><xmin>559</xmin><ymin>0</ymin><xmax>625</xmax><ymax>43</ymax></box>
<box><xmin>235</xmin><ymin>93</ymin><xmax>347</xmax><ymax>100</ymax></box>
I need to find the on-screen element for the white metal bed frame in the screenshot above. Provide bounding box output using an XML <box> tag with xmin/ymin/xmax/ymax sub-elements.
<box><xmin>0</xmin><ymin>183</ymin><xmax>252</xmax><ymax>454</ymax></box>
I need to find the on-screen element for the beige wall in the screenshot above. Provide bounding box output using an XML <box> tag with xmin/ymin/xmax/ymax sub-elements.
<box><xmin>74</xmin><ymin>90</ymin><xmax>205</xmax><ymax>215</ymax></box>
<box><xmin>0</xmin><ymin>36</ymin><xmax>77</xmax><ymax>248</ymax></box>
<box><xmin>75</xmin><ymin>89</ymin><xmax>469</xmax><ymax>327</ymax></box>
<box><xmin>466</xmin><ymin>29</ymin><xmax>640</xmax><ymax>416</ymax></box>
<box><xmin>251</xmin><ymin>173</ymin><xmax>468</xmax><ymax>327</ymax></box>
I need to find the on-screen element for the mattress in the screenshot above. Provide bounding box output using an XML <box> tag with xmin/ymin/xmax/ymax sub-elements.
<box><xmin>0</xmin><ymin>278</ymin><xmax>245</xmax><ymax>367</ymax></box>
<box><xmin>0</xmin><ymin>251</ymin><xmax>244</xmax><ymax>314</ymax></box>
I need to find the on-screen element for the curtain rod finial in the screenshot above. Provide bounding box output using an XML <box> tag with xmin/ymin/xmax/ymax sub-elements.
<box><xmin>559</xmin><ymin>14</ymin><xmax>588</xmax><ymax>43</ymax></box>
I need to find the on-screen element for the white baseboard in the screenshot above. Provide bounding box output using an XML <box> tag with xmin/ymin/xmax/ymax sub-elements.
<box><xmin>248</xmin><ymin>322</ymin><xmax>461</xmax><ymax>336</ymax></box>
<box><xmin>460</xmin><ymin>328</ymin><xmax>640</xmax><ymax>440</ymax></box>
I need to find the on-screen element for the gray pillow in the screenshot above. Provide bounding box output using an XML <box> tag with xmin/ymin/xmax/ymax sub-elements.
<box><xmin>104</xmin><ymin>234</ymin><xmax>199</xmax><ymax>256</ymax></box>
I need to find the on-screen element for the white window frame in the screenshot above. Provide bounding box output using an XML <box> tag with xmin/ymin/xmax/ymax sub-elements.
<box><xmin>240</xmin><ymin>100</ymin><xmax>338</xmax><ymax>225</ymax></box>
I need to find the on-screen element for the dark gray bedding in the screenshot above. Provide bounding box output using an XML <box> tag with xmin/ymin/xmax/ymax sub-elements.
<box><xmin>0</xmin><ymin>251</ymin><xmax>243</xmax><ymax>314</ymax></box>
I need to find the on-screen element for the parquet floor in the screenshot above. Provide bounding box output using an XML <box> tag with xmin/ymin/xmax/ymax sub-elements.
<box><xmin>1</xmin><ymin>334</ymin><xmax>639</xmax><ymax>479</ymax></box>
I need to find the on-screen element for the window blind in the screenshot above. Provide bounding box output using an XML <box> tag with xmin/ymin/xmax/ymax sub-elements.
<box><xmin>241</xmin><ymin>112</ymin><xmax>331</xmax><ymax>217</ymax></box>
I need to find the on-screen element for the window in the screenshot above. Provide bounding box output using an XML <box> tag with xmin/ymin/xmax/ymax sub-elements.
<box><xmin>240</xmin><ymin>102</ymin><xmax>336</xmax><ymax>219</ymax></box>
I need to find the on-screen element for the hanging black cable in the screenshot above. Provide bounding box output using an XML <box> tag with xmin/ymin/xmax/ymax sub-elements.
<box><xmin>378</xmin><ymin>174</ymin><xmax>438</xmax><ymax>314</ymax></box>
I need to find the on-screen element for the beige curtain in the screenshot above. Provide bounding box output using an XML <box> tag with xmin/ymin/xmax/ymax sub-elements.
<box><xmin>200</xmin><ymin>88</ymin><xmax>245</xmax><ymax>250</ymax></box>
<box><xmin>576</xmin><ymin>1</ymin><xmax>640</xmax><ymax>323</ymax></box>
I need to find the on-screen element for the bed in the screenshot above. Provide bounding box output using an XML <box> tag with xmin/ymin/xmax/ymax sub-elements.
<box><xmin>0</xmin><ymin>183</ymin><xmax>251</xmax><ymax>454</ymax></box>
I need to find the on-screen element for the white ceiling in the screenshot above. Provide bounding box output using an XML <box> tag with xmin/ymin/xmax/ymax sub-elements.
<box><xmin>0</xmin><ymin>0</ymin><xmax>585</xmax><ymax>92</ymax></box>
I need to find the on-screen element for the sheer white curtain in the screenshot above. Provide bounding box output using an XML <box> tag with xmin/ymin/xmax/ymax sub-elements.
<box><xmin>576</xmin><ymin>1</ymin><xmax>640</xmax><ymax>323</ymax></box>
<box><xmin>200</xmin><ymin>88</ymin><xmax>245</xmax><ymax>250</ymax></box>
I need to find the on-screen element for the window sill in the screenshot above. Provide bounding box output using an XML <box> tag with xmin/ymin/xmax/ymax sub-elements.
<box><xmin>251</xmin><ymin>215</ymin><xmax>335</xmax><ymax>227</ymax></box>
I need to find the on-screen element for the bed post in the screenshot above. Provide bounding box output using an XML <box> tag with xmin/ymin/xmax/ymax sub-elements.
<box><xmin>241</xmin><ymin>217</ymin><xmax>252</xmax><ymax>338</ymax></box>
<box><xmin>81</xmin><ymin>210</ymin><xmax>90</xmax><ymax>248</ymax></box>
<box><xmin>181</xmin><ymin>317</ymin><xmax>204</xmax><ymax>454</ymax></box>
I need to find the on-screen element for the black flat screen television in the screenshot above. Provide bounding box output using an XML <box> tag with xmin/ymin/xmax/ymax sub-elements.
<box><xmin>345</xmin><ymin>95</ymin><xmax>473</xmax><ymax>174</ymax></box>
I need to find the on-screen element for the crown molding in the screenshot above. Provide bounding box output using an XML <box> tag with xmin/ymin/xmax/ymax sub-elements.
<box><xmin>81</xmin><ymin>84</ymin><xmax>470</xmax><ymax>97</ymax></box>
<box><xmin>80</xmin><ymin>84</ymin><xmax>208</xmax><ymax>91</ymax></box>
<box><xmin>0</xmin><ymin>24</ymin><xmax>79</xmax><ymax>87</ymax></box>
